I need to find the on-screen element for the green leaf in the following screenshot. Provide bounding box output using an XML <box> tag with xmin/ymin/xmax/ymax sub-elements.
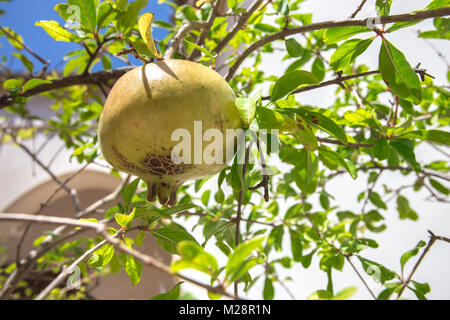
<box><xmin>377</xmin><ymin>287</ymin><xmax>397</xmax><ymax>300</ymax></box>
<box><xmin>379</xmin><ymin>39</ymin><xmax>422</xmax><ymax>104</ymax></box>
<box><xmin>177</xmin><ymin>5</ymin><xmax>199</xmax><ymax>22</ymax></box>
<box><xmin>95</xmin><ymin>243</ymin><xmax>115</xmax><ymax>267</ymax></box>
<box><xmin>35</xmin><ymin>20</ymin><xmax>78</xmax><ymax>42</ymax></box>
<box><xmin>3</xmin><ymin>78</ymin><xmax>24</xmax><ymax>90</ymax></box>
<box><xmin>311</xmin><ymin>57</ymin><xmax>325</xmax><ymax>82</ymax></box>
<box><xmin>429</xmin><ymin>178</ymin><xmax>449</xmax><ymax>195</ymax></box>
<box><xmin>400</xmin><ymin>130</ymin><xmax>450</xmax><ymax>146</ymax></box>
<box><xmin>150</xmin><ymin>282</ymin><xmax>183</xmax><ymax>300</ymax></box>
<box><xmin>236</xmin><ymin>91</ymin><xmax>261</xmax><ymax>126</ymax></box>
<box><xmin>270</xmin><ymin>70</ymin><xmax>319</xmax><ymax>102</ymax></box>
<box><xmin>254</xmin><ymin>23</ymin><xmax>279</xmax><ymax>33</ymax></box>
<box><xmin>152</xmin><ymin>223</ymin><xmax>199</xmax><ymax>254</ymax></box>
<box><xmin>1</xmin><ymin>27</ymin><xmax>24</xmax><ymax>50</ymax></box>
<box><xmin>97</xmin><ymin>2</ymin><xmax>116</xmax><ymax>29</ymax></box>
<box><xmin>357</xmin><ymin>256</ymin><xmax>397</xmax><ymax>284</ymax></box>
<box><xmin>12</xmin><ymin>53</ymin><xmax>34</xmax><ymax>73</ymax></box>
<box><xmin>318</xmin><ymin>146</ymin><xmax>357</xmax><ymax>179</ymax></box>
<box><xmin>419</xmin><ymin>30</ymin><xmax>450</xmax><ymax>40</ymax></box>
<box><xmin>411</xmin><ymin>280</ymin><xmax>430</xmax><ymax>299</ymax></box>
<box><xmin>122</xmin><ymin>178</ymin><xmax>140</xmax><ymax>213</ymax></box>
<box><xmin>114</xmin><ymin>208</ymin><xmax>136</xmax><ymax>227</ymax></box>
<box><xmin>201</xmin><ymin>190</ymin><xmax>211</xmax><ymax>206</ymax></box>
<box><xmin>267</xmin><ymin>226</ymin><xmax>284</xmax><ymax>252</ymax></box>
<box><xmin>324</xmin><ymin>26</ymin><xmax>371</xmax><ymax>44</ymax></box>
<box><xmin>332</xmin><ymin>287</ymin><xmax>358</xmax><ymax>300</ymax></box>
<box><xmin>293</xmin><ymin>149</ymin><xmax>319</xmax><ymax>194</ymax></box>
<box><xmin>255</xmin><ymin>106</ymin><xmax>298</xmax><ymax>134</ymax></box>
<box><xmin>280</xmin><ymin>108</ymin><xmax>347</xmax><ymax>144</ymax></box>
<box><xmin>369</xmin><ymin>191</ymin><xmax>387</xmax><ymax>210</ymax></box>
<box><xmin>67</xmin><ymin>0</ymin><xmax>97</xmax><ymax>31</ymax></box>
<box><xmin>390</xmin><ymin>139</ymin><xmax>421</xmax><ymax>173</ymax></box>
<box><xmin>400</xmin><ymin>240</ymin><xmax>426</xmax><ymax>272</ymax></box>
<box><xmin>388</xmin><ymin>20</ymin><xmax>422</xmax><ymax>33</ymax></box>
<box><xmin>397</xmin><ymin>195</ymin><xmax>418</xmax><ymax>220</ymax></box>
<box><xmin>285</xmin><ymin>38</ymin><xmax>303</xmax><ymax>57</ymax></box>
<box><xmin>307</xmin><ymin>290</ymin><xmax>333</xmax><ymax>300</ymax></box>
<box><xmin>184</xmin><ymin>38</ymin><xmax>213</xmax><ymax>57</ymax></box>
<box><xmin>119</xmin><ymin>0</ymin><xmax>148</xmax><ymax>34</ymax></box>
<box><xmin>101</xmin><ymin>54</ymin><xmax>112</xmax><ymax>70</ymax></box>
<box><xmin>122</xmin><ymin>254</ymin><xmax>143</xmax><ymax>285</ymax></box>
<box><xmin>230</xmin><ymin>161</ymin><xmax>243</xmax><ymax>191</ymax></box>
<box><xmin>88</xmin><ymin>253</ymin><xmax>103</xmax><ymax>268</ymax></box>
<box><xmin>330</xmin><ymin>38</ymin><xmax>373</xmax><ymax>70</ymax></box>
<box><xmin>22</xmin><ymin>79</ymin><xmax>52</xmax><ymax>93</ymax></box>
<box><xmin>263</xmin><ymin>277</ymin><xmax>275</xmax><ymax>300</ymax></box>
<box><xmin>373</xmin><ymin>137</ymin><xmax>391</xmax><ymax>160</ymax></box>
<box><xmin>427</xmin><ymin>0</ymin><xmax>450</xmax><ymax>10</ymax></box>
<box><xmin>226</xmin><ymin>236</ymin><xmax>265</xmax><ymax>282</ymax></box>
<box><xmin>376</xmin><ymin>0</ymin><xmax>393</xmax><ymax>16</ymax></box>
<box><xmin>171</xmin><ymin>241</ymin><xmax>218</xmax><ymax>276</ymax></box>
<box><xmin>289</xmin><ymin>229</ymin><xmax>302</xmax><ymax>262</ymax></box>
<box><xmin>301</xmin><ymin>249</ymin><xmax>317</xmax><ymax>269</ymax></box>
<box><xmin>293</xmin><ymin>116</ymin><xmax>318</xmax><ymax>151</ymax></box>
<box><xmin>215</xmin><ymin>189</ymin><xmax>225</xmax><ymax>203</ymax></box>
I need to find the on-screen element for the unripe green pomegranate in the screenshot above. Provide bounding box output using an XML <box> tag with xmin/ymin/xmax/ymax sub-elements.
<box><xmin>98</xmin><ymin>59</ymin><xmax>242</xmax><ymax>206</ymax></box>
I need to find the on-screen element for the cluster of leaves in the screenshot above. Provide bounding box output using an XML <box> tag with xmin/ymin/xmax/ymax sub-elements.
<box><xmin>1</xmin><ymin>0</ymin><xmax>449</xmax><ymax>300</ymax></box>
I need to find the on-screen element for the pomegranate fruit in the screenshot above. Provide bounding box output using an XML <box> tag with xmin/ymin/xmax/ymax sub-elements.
<box><xmin>98</xmin><ymin>59</ymin><xmax>243</xmax><ymax>206</ymax></box>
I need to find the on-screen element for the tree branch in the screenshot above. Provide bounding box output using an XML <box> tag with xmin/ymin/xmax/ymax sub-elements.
<box><xmin>163</xmin><ymin>21</ymin><xmax>208</xmax><ymax>59</ymax></box>
<box><xmin>225</xmin><ymin>7</ymin><xmax>450</xmax><ymax>80</ymax></box>
<box><xmin>213</xmin><ymin>0</ymin><xmax>266</xmax><ymax>54</ymax></box>
<box><xmin>0</xmin><ymin>67</ymin><xmax>133</xmax><ymax>108</ymax></box>
<box><xmin>350</xmin><ymin>0</ymin><xmax>368</xmax><ymax>19</ymax></box>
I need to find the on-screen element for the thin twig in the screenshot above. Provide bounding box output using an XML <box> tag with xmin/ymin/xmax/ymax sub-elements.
<box><xmin>15</xmin><ymin>162</ymin><xmax>90</xmax><ymax>265</ymax></box>
<box><xmin>213</xmin><ymin>0</ymin><xmax>266</xmax><ymax>54</ymax></box>
<box><xmin>188</xmin><ymin>0</ymin><xmax>224</xmax><ymax>60</ymax></box>
<box><xmin>397</xmin><ymin>231</ymin><xmax>438</xmax><ymax>299</ymax></box>
<box><xmin>163</xmin><ymin>21</ymin><xmax>208</xmax><ymax>59</ymax></box>
<box><xmin>350</xmin><ymin>0</ymin><xmax>368</xmax><ymax>19</ymax></box>
<box><xmin>35</xmin><ymin>236</ymin><xmax>111</xmax><ymax>300</ymax></box>
<box><xmin>0</xmin><ymin>26</ymin><xmax>50</xmax><ymax>75</ymax></box>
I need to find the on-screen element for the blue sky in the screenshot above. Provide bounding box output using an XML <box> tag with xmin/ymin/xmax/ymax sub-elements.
<box><xmin>0</xmin><ymin>0</ymin><xmax>172</xmax><ymax>72</ymax></box>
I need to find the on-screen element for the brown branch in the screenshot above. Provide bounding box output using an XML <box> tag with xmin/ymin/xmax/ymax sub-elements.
<box><xmin>100</xmin><ymin>230</ymin><xmax>240</xmax><ymax>300</ymax></box>
<box><xmin>225</xmin><ymin>7</ymin><xmax>450</xmax><ymax>80</ymax></box>
<box><xmin>0</xmin><ymin>213</ymin><xmax>240</xmax><ymax>300</ymax></box>
<box><xmin>396</xmin><ymin>231</ymin><xmax>439</xmax><ymax>299</ymax></box>
<box><xmin>350</xmin><ymin>0</ymin><xmax>368</xmax><ymax>19</ymax></box>
<box><xmin>261</xmin><ymin>70</ymin><xmax>380</xmax><ymax>100</ymax></box>
<box><xmin>0</xmin><ymin>67</ymin><xmax>133</xmax><ymax>108</ymax></box>
<box><xmin>35</xmin><ymin>236</ymin><xmax>111</xmax><ymax>300</ymax></box>
<box><xmin>0</xmin><ymin>26</ymin><xmax>50</xmax><ymax>75</ymax></box>
<box><xmin>318</xmin><ymin>137</ymin><xmax>373</xmax><ymax>149</ymax></box>
<box><xmin>163</xmin><ymin>21</ymin><xmax>208</xmax><ymax>59</ymax></box>
<box><xmin>188</xmin><ymin>0</ymin><xmax>225</xmax><ymax>60</ymax></box>
<box><xmin>305</xmin><ymin>213</ymin><xmax>377</xmax><ymax>299</ymax></box>
<box><xmin>213</xmin><ymin>0</ymin><xmax>266</xmax><ymax>54</ymax></box>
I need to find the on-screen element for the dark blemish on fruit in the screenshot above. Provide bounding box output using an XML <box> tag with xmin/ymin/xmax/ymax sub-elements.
<box><xmin>142</xmin><ymin>153</ymin><xmax>194</xmax><ymax>176</ymax></box>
